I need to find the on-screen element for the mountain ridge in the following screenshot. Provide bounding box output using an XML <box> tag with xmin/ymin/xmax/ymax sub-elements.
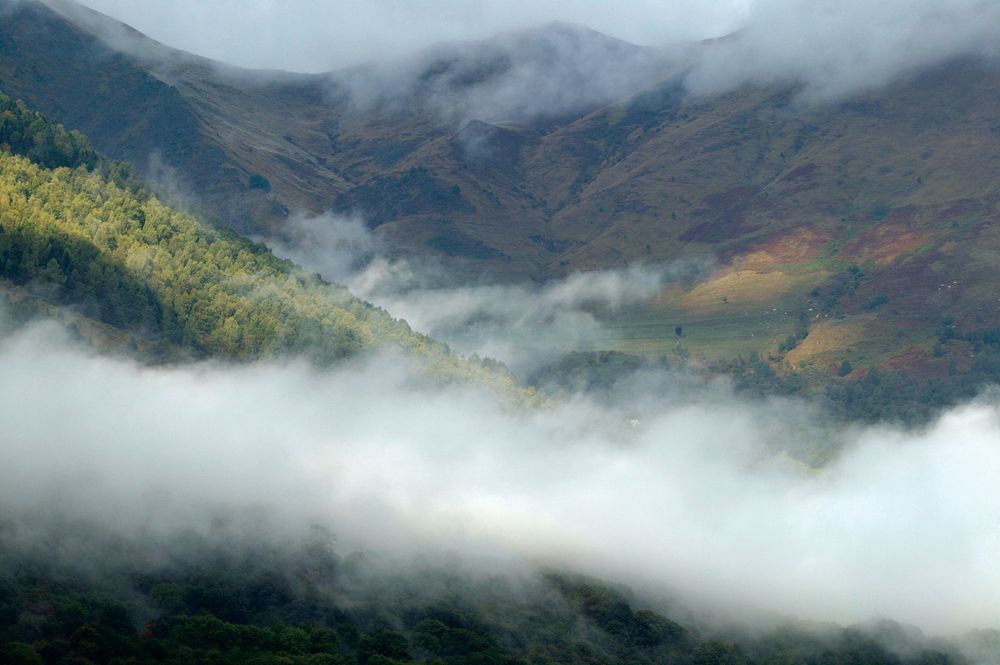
<box><xmin>3</xmin><ymin>0</ymin><xmax>999</xmax><ymax>378</ymax></box>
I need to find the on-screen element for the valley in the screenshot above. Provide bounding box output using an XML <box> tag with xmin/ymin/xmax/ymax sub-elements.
<box><xmin>1</xmin><ymin>1</ymin><xmax>1000</xmax><ymax>663</ymax></box>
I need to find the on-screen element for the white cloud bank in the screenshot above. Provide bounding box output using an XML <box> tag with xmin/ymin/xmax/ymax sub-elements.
<box><xmin>686</xmin><ymin>0</ymin><xmax>1000</xmax><ymax>102</ymax></box>
<box><xmin>2</xmin><ymin>314</ymin><xmax>1000</xmax><ymax>635</ymax></box>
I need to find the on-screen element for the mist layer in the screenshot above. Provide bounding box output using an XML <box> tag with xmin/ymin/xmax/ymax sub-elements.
<box><xmin>2</xmin><ymin>315</ymin><xmax>999</xmax><ymax>634</ymax></box>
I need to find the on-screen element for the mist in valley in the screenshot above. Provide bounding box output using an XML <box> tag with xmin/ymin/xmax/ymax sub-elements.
<box><xmin>2</xmin><ymin>295</ymin><xmax>1000</xmax><ymax>640</ymax></box>
<box><xmin>264</xmin><ymin>212</ymin><xmax>716</xmax><ymax>378</ymax></box>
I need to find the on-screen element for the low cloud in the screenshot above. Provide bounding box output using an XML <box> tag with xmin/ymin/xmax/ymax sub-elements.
<box><xmin>685</xmin><ymin>0</ymin><xmax>1000</xmax><ymax>103</ymax></box>
<box><xmin>335</xmin><ymin>23</ymin><xmax>677</xmax><ymax>123</ymax></box>
<box><xmin>70</xmin><ymin>0</ymin><xmax>740</xmax><ymax>73</ymax></box>
<box><xmin>265</xmin><ymin>213</ymin><xmax>710</xmax><ymax>377</ymax></box>
<box><xmin>72</xmin><ymin>0</ymin><xmax>1000</xmax><ymax>114</ymax></box>
<box><xmin>2</xmin><ymin>309</ymin><xmax>1000</xmax><ymax>634</ymax></box>
<box><xmin>266</xmin><ymin>213</ymin><xmax>383</xmax><ymax>286</ymax></box>
<box><xmin>361</xmin><ymin>264</ymin><xmax>681</xmax><ymax>376</ymax></box>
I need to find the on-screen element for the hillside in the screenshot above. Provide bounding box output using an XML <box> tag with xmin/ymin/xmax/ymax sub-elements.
<box><xmin>0</xmin><ymin>534</ymin><xmax>984</xmax><ymax>665</ymax></box>
<box><xmin>0</xmin><ymin>91</ymin><xmax>516</xmax><ymax>390</ymax></box>
<box><xmin>0</xmin><ymin>524</ymin><xmax>984</xmax><ymax>665</ymax></box>
<box><xmin>2</xmin><ymin>0</ymin><xmax>999</xmax><ymax>379</ymax></box>
<box><xmin>0</xmin><ymin>0</ymin><xmax>340</xmax><ymax>233</ymax></box>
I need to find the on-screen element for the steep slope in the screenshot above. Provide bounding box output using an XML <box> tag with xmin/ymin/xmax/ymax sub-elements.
<box><xmin>0</xmin><ymin>91</ymin><xmax>516</xmax><ymax>391</ymax></box>
<box><xmin>3</xmin><ymin>2</ymin><xmax>997</xmax><ymax>272</ymax></box>
<box><xmin>544</xmin><ymin>59</ymin><xmax>1000</xmax><ymax>374</ymax></box>
<box><xmin>0</xmin><ymin>0</ymin><xmax>672</xmax><ymax>264</ymax></box>
<box><xmin>315</xmin><ymin>55</ymin><xmax>1000</xmax><ymax>377</ymax></box>
<box><xmin>0</xmin><ymin>0</ymin><xmax>347</xmax><ymax>233</ymax></box>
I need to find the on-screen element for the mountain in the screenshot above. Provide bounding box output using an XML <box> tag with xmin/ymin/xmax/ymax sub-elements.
<box><xmin>2</xmin><ymin>0</ymin><xmax>999</xmax><ymax>380</ymax></box>
<box><xmin>0</xmin><ymin>0</ymin><xmax>674</xmax><ymax>254</ymax></box>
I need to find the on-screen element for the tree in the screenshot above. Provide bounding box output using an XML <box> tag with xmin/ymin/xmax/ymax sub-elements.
<box><xmin>693</xmin><ymin>640</ymin><xmax>746</xmax><ymax>665</ymax></box>
<box><xmin>248</xmin><ymin>173</ymin><xmax>271</xmax><ymax>192</ymax></box>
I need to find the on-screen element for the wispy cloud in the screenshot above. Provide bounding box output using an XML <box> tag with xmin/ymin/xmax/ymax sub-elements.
<box><xmin>74</xmin><ymin>0</ymin><xmax>1000</xmax><ymax>108</ymax></box>
<box><xmin>265</xmin><ymin>213</ymin><xmax>711</xmax><ymax>376</ymax></box>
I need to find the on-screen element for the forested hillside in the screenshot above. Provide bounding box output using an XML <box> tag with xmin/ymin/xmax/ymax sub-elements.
<box><xmin>0</xmin><ymin>527</ymin><xmax>983</xmax><ymax>664</ymax></box>
<box><xmin>0</xmin><ymin>95</ymin><xmax>97</xmax><ymax>170</ymax></box>
<box><xmin>0</xmin><ymin>91</ymin><xmax>512</xmax><ymax>388</ymax></box>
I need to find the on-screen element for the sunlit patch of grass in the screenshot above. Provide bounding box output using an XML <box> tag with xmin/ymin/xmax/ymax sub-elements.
<box><xmin>783</xmin><ymin>314</ymin><xmax>937</xmax><ymax>372</ymax></box>
<box><xmin>581</xmin><ymin>264</ymin><xmax>826</xmax><ymax>359</ymax></box>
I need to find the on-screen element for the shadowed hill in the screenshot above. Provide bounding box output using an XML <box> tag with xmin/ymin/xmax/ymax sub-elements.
<box><xmin>0</xmin><ymin>520</ymin><xmax>980</xmax><ymax>664</ymax></box>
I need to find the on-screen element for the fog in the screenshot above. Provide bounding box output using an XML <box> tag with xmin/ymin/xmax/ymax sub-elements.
<box><xmin>686</xmin><ymin>0</ymin><xmax>1000</xmax><ymax>102</ymax></box>
<box><xmin>72</xmin><ymin>0</ymin><xmax>1000</xmax><ymax>108</ymax></box>
<box><xmin>334</xmin><ymin>22</ymin><xmax>678</xmax><ymax>123</ymax></box>
<box><xmin>265</xmin><ymin>213</ymin><xmax>712</xmax><ymax>377</ymax></box>
<box><xmin>71</xmin><ymin>0</ymin><xmax>743</xmax><ymax>73</ymax></box>
<box><xmin>6</xmin><ymin>0</ymin><xmax>1000</xmax><ymax>647</ymax></box>
<box><xmin>2</xmin><ymin>307</ymin><xmax>1000</xmax><ymax>635</ymax></box>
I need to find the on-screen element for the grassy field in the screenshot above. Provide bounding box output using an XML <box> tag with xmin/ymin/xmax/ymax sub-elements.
<box><xmin>584</xmin><ymin>254</ymin><xmax>957</xmax><ymax>379</ymax></box>
<box><xmin>588</xmin><ymin>266</ymin><xmax>820</xmax><ymax>360</ymax></box>
<box><xmin>597</xmin><ymin>305</ymin><xmax>799</xmax><ymax>359</ymax></box>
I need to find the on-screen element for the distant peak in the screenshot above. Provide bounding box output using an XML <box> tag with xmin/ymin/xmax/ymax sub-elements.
<box><xmin>497</xmin><ymin>20</ymin><xmax>643</xmax><ymax>51</ymax></box>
